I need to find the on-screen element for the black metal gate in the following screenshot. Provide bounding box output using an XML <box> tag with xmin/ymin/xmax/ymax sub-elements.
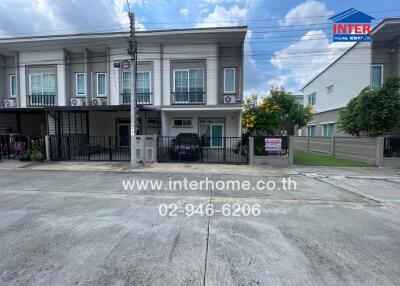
<box><xmin>157</xmin><ymin>136</ymin><xmax>249</xmax><ymax>164</ymax></box>
<box><xmin>49</xmin><ymin>135</ymin><xmax>131</xmax><ymax>161</ymax></box>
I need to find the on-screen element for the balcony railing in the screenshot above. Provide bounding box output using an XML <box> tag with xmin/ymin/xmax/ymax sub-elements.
<box><xmin>172</xmin><ymin>92</ymin><xmax>206</xmax><ymax>105</ymax></box>
<box><xmin>28</xmin><ymin>94</ymin><xmax>56</xmax><ymax>107</ymax></box>
<box><xmin>120</xmin><ymin>92</ymin><xmax>153</xmax><ymax>105</ymax></box>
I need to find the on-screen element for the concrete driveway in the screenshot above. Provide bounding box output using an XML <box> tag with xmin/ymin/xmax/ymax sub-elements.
<box><xmin>0</xmin><ymin>165</ymin><xmax>399</xmax><ymax>285</ymax></box>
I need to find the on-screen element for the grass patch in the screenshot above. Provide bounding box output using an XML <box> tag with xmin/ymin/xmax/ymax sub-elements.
<box><xmin>294</xmin><ymin>150</ymin><xmax>375</xmax><ymax>167</ymax></box>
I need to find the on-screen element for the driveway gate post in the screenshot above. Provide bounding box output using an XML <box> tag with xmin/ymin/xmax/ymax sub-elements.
<box><xmin>249</xmin><ymin>137</ymin><xmax>254</xmax><ymax>165</ymax></box>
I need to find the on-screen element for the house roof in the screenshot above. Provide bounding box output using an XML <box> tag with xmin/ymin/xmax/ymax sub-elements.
<box><xmin>300</xmin><ymin>18</ymin><xmax>399</xmax><ymax>92</ymax></box>
<box><xmin>0</xmin><ymin>26</ymin><xmax>247</xmax><ymax>43</ymax></box>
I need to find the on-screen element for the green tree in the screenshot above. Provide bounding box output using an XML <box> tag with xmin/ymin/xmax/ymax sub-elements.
<box><xmin>339</xmin><ymin>77</ymin><xmax>400</xmax><ymax>136</ymax></box>
<box><xmin>242</xmin><ymin>87</ymin><xmax>313</xmax><ymax>135</ymax></box>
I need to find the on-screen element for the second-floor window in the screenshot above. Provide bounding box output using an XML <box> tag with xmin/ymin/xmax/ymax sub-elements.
<box><xmin>224</xmin><ymin>68</ymin><xmax>235</xmax><ymax>93</ymax></box>
<box><xmin>97</xmin><ymin>73</ymin><xmax>107</xmax><ymax>97</ymax></box>
<box><xmin>122</xmin><ymin>71</ymin><xmax>131</xmax><ymax>94</ymax></box>
<box><xmin>308</xmin><ymin>92</ymin><xmax>316</xmax><ymax>106</ymax></box>
<box><xmin>137</xmin><ymin>71</ymin><xmax>151</xmax><ymax>104</ymax></box>
<box><xmin>9</xmin><ymin>74</ymin><xmax>17</xmax><ymax>97</ymax></box>
<box><xmin>371</xmin><ymin>65</ymin><xmax>383</xmax><ymax>89</ymax></box>
<box><xmin>137</xmin><ymin>71</ymin><xmax>150</xmax><ymax>93</ymax></box>
<box><xmin>76</xmin><ymin>73</ymin><xmax>86</xmax><ymax>96</ymax></box>
<box><xmin>30</xmin><ymin>73</ymin><xmax>56</xmax><ymax>96</ymax></box>
<box><xmin>174</xmin><ymin>69</ymin><xmax>204</xmax><ymax>103</ymax></box>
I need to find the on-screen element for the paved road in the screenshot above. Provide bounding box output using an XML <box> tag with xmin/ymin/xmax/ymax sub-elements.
<box><xmin>0</xmin><ymin>167</ymin><xmax>399</xmax><ymax>285</ymax></box>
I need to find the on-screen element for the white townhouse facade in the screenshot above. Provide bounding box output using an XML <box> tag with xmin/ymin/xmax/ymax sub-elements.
<box><xmin>0</xmin><ymin>26</ymin><xmax>246</xmax><ymax>143</ymax></box>
<box><xmin>300</xmin><ymin>18</ymin><xmax>400</xmax><ymax>137</ymax></box>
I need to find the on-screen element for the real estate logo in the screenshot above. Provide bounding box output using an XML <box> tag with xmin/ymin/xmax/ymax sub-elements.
<box><xmin>328</xmin><ymin>8</ymin><xmax>375</xmax><ymax>42</ymax></box>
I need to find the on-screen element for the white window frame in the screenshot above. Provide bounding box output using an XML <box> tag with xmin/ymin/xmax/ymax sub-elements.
<box><xmin>173</xmin><ymin>118</ymin><xmax>193</xmax><ymax>128</ymax></box>
<box><xmin>96</xmin><ymin>73</ymin><xmax>107</xmax><ymax>97</ymax></box>
<box><xmin>29</xmin><ymin>73</ymin><xmax>56</xmax><ymax>95</ymax></box>
<box><xmin>9</xmin><ymin>74</ymin><xmax>17</xmax><ymax>97</ymax></box>
<box><xmin>173</xmin><ymin>68</ymin><xmax>204</xmax><ymax>103</ymax></box>
<box><xmin>371</xmin><ymin>64</ymin><xmax>384</xmax><ymax>89</ymax></box>
<box><xmin>136</xmin><ymin>71</ymin><xmax>151</xmax><ymax>92</ymax></box>
<box><xmin>321</xmin><ymin>122</ymin><xmax>335</xmax><ymax>137</ymax></box>
<box><xmin>173</xmin><ymin>68</ymin><xmax>204</xmax><ymax>92</ymax></box>
<box><xmin>121</xmin><ymin>71</ymin><xmax>132</xmax><ymax>94</ymax></box>
<box><xmin>223</xmin><ymin>67</ymin><xmax>236</xmax><ymax>93</ymax></box>
<box><xmin>307</xmin><ymin>92</ymin><xmax>316</xmax><ymax>106</ymax></box>
<box><xmin>307</xmin><ymin>123</ymin><xmax>316</xmax><ymax>137</ymax></box>
<box><xmin>75</xmin><ymin>73</ymin><xmax>86</xmax><ymax>96</ymax></box>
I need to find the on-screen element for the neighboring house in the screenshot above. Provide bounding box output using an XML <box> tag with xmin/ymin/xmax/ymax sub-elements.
<box><xmin>0</xmin><ymin>26</ymin><xmax>246</xmax><ymax>144</ymax></box>
<box><xmin>300</xmin><ymin>18</ymin><xmax>400</xmax><ymax>137</ymax></box>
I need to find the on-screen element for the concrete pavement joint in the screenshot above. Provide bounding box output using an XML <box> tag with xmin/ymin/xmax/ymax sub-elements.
<box><xmin>203</xmin><ymin>175</ymin><xmax>213</xmax><ymax>286</ymax></box>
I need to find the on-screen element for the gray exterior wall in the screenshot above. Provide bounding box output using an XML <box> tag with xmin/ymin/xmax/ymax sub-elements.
<box><xmin>89</xmin><ymin>52</ymin><xmax>107</xmax><ymax>98</ymax></box>
<box><xmin>0</xmin><ymin>56</ymin><xmax>5</xmax><ymax>106</ymax></box>
<box><xmin>372</xmin><ymin>38</ymin><xmax>400</xmax><ymax>80</ymax></box>
<box><xmin>299</xmin><ymin>108</ymin><xmax>348</xmax><ymax>137</ymax></box>
<box><xmin>5</xmin><ymin>56</ymin><xmax>16</xmax><ymax>100</ymax></box>
<box><xmin>67</xmin><ymin>53</ymin><xmax>85</xmax><ymax>102</ymax></box>
<box><xmin>25</xmin><ymin>65</ymin><xmax>58</xmax><ymax>105</ymax></box>
<box><xmin>218</xmin><ymin>46</ymin><xmax>242</xmax><ymax>104</ymax></box>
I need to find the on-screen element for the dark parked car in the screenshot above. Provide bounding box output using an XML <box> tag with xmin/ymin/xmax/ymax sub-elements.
<box><xmin>170</xmin><ymin>133</ymin><xmax>202</xmax><ymax>161</ymax></box>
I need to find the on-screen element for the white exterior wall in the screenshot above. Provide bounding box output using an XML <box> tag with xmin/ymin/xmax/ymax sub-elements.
<box><xmin>109</xmin><ymin>47</ymin><xmax>125</xmax><ymax>105</ymax></box>
<box><xmin>163</xmin><ymin>110</ymin><xmax>240</xmax><ymax>137</ymax></box>
<box><xmin>302</xmin><ymin>42</ymin><xmax>371</xmax><ymax>113</ymax></box>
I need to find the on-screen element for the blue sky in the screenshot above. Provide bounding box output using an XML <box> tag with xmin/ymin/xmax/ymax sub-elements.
<box><xmin>0</xmin><ymin>0</ymin><xmax>399</xmax><ymax>96</ymax></box>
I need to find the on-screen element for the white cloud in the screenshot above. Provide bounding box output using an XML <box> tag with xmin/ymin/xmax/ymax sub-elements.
<box><xmin>113</xmin><ymin>0</ymin><xmax>146</xmax><ymax>30</ymax></box>
<box><xmin>196</xmin><ymin>4</ymin><xmax>267</xmax><ymax>97</ymax></box>
<box><xmin>270</xmin><ymin>30</ymin><xmax>353</xmax><ymax>89</ymax></box>
<box><xmin>180</xmin><ymin>8</ymin><xmax>189</xmax><ymax>17</ymax></box>
<box><xmin>195</xmin><ymin>5</ymin><xmax>248</xmax><ymax>27</ymax></box>
<box><xmin>267</xmin><ymin>75</ymin><xmax>289</xmax><ymax>88</ymax></box>
<box><xmin>280</xmin><ymin>0</ymin><xmax>333</xmax><ymax>26</ymax></box>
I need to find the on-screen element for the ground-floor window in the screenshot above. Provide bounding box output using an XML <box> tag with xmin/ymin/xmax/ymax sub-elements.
<box><xmin>199</xmin><ymin>118</ymin><xmax>225</xmax><ymax>147</ymax></box>
<box><xmin>307</xmin><ymin>125</ymin><xmax>316</xmax><ymax>136</ymax></box>
<box><xmin>173</xmin><ymin>118</ymin><xmax>192</xmax><ymax>128</ymax></box>
<box><xmin>147</xmin><ymin>118</ymin><xmax>160</xmax><ymax>129</ymax></box>
<box><xmin>322</xmin><ymin>123</ymin><xmax>335</xmax><ymax>137</ymax></box>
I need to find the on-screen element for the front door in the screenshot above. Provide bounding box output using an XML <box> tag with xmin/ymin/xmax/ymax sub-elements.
<box><xmin>211</xmin><ymin>124</ymin><xmax>223</xmax><ymax>147</ymax></box>
<box><xmin>199</xmin><ymin>119</ymin><xmax>224</xmax><ymax>148</ymax></box>
<box><xmin>117</xmin><ymin>122</ymin><xmax>130</xmax><ymax>147</ymax></box>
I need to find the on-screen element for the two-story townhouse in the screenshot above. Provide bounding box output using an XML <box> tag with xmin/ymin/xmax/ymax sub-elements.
<box><xmin>300</xmin><ymin>18</ymin><xmax>400</xmax><ymax>137</ymax></box>
<box><xmin>0</xmin><ymin>26</ymin><xmax>246</xmax><ymax>150</ymax></box>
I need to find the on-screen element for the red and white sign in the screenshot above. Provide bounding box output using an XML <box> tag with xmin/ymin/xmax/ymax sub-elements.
<box><xmin>265</xmin><ymin>138</ymin><xmax>282</xmax><ymax>153</ymax></box>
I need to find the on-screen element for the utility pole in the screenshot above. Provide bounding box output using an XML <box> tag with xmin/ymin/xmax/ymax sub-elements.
<box><xmin>128</xmin><ymin>10</ymin><xmax>138</xmax><ymax>167</ymax></box>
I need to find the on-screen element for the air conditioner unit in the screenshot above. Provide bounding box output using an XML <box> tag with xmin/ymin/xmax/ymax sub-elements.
<box><xmin>223</xmin><ymin>95</ymin><xmax>236</xmax><ymax>104</ymax></box>
<box><xmin>70</xmin><ymin>98</ymin><xmax>86</xmax><ymax>106</ymax></box>
<box><xmin>4</xmin><ymin>99</ymin><xmax>17</xmax><ymax>108</ymax></box>
<box><xmin>91</xmin><ymin>98</ymin><xmax>107</xmax><ymax>106</ymax></box>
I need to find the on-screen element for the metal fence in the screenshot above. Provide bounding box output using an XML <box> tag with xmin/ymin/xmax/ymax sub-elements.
<box><xmin>49</xmin><ymin>135</ymin><xmax>131</xmax><ymax>161</ymax></box>
<box><xmin>157</xmin><ymin>136</ymin><xmax>248</xmax><ymax>164</ymax></box>
<box><xmin>0</xmin><ymin>134</ymin><xmax>45</xmax><ymax>160</ymax></box>
<box><xmin>384</xmin><ymin>138</ymin><xmax>400</xmax><ymax>158</ymax></box>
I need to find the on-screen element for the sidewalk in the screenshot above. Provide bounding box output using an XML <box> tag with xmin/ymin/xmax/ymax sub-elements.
<box><xmin>0</xmin><ymin>159</ymin><xmax>298</xmax><ymax>176</ymax></box>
